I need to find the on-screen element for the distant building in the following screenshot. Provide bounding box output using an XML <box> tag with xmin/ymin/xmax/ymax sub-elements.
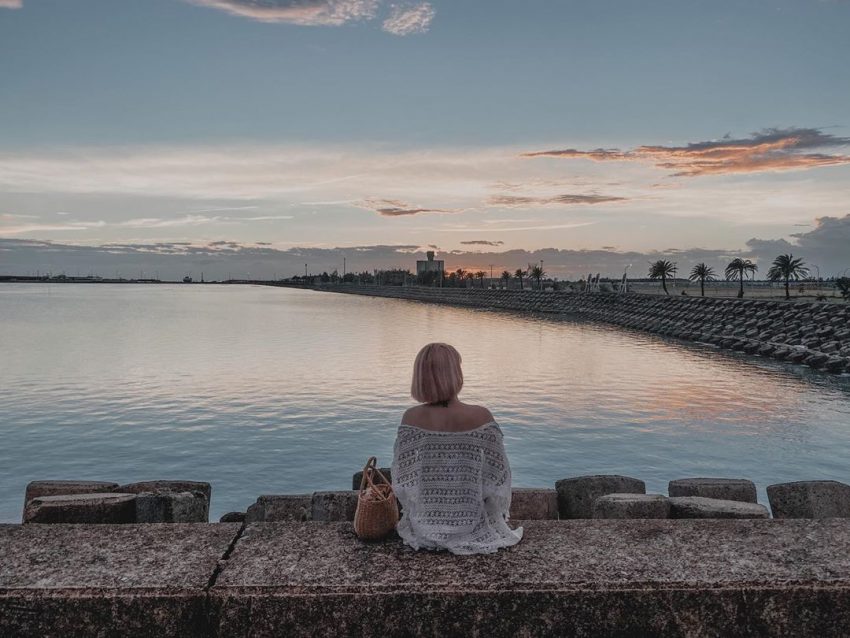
<box><xmin>416</xmin><ymin>251</ymin><xmax>444</xmax><ymax>276</ymax></box>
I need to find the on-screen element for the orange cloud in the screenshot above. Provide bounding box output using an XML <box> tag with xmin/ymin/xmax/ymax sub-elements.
<box><xmin>523</xmin><ymin>128</ymin><xmax>850</xmax><ymax>177</ymax></box>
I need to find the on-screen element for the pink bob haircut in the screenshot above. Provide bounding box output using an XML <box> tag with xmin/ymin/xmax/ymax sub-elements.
<box><xmin>411</xmin><ymin>342</ymin><xmax>464</xmax><ymax>405</ymax></box>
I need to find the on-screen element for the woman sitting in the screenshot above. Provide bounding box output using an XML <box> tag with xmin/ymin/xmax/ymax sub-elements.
<box><xmin>391</xmin><ymin>342</ymin><xmax>523</xmax><ymax>555</ymax></box>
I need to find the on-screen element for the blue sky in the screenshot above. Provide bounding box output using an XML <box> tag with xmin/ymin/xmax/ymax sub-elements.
<box><xmin>1</xmin><ymin>0</ymin><xmax>849</xmax><ymax>277</ymax></box>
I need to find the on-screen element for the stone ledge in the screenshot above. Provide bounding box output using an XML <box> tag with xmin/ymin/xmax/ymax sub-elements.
<box><xmin>0</xmin><ymin>523</ymin><xmax>240</xmax><ymax>637</ymax></box>
<box><xmin>216</xmin><ymin>520</ymin><xmax>850</xmax><ymax>591</ymax></box>
<box><xmin>212</xmin><ymin>520</ymin><xmax>850</xmax><ymax>636</ymax></box>
<box><xmin>0</xmin><ymin>523</ymin><xmax>239</xmax><ymax>589</ymax></box>
<box><xmin>4</xmin><ymin>520</ymin><xmax>850</xmax><ymax>636</ymax></box>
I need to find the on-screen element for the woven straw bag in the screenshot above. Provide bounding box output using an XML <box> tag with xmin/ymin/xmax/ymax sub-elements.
<box><xmin>354</xmin><ymin>457</ymin><xmax>399</xmax><ymax>541</ymax></box>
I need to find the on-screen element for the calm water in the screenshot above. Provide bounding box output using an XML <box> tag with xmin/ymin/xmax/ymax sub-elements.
<box><xmin>1</xmin><ymin>283</ymin><xmax>849</xmax><ymax>522</ymax></box>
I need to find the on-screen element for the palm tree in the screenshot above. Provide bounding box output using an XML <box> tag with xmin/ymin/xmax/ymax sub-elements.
<box><xmin>767</xmin><ymin>254</ymin><xmax>809</xmax><ymax>300</ymax></box>
<box><xmin>648</xmin><ymin>259</ymin><xmax>675</xmax><ymax>295</ymax></box>
<box><xmin>464</xmin><ymin>271</ymin><xmax>475</xmax><ymax>288</ymax></box>
<box><xmin>725</xmin><ymin>258</ymin><xmax>758</xmax><ymax>298</ymax></box>
<box><xmin>501</xmin><ymin>270</ymin><xmax>511</xmax><ymax>289</ymax></box>
<box><xmin>529</xmin><ymin>265</ymin><xmax>545</xmax><ymax>290</ymax></box>
<box><xmin>836</xmin><ymin>277</ymin><xmax>850</xmax><ymax>301</ymax></box>
<box><xmin>475</xmin><ymin>270</ymin><xmax>486</xmax><ymax>288</ymax></box>
<box><xmin>688</xmin><ymin>263</ymin><xmax>717</xmax><ymax>297</ymax></box>
<box><xmin>514</xmin><ymin>268</ymin><xmax>526</xmax><ymax>290</ymax></box>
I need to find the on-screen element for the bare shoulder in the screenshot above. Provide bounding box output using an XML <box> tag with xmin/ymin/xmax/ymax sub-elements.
<box><xmin>466</xmin><ymin>404</ymin><xmax>495</xmax><ymax>425</ymax></box>
<box><xmin>401</xmin><ymin>405</ymin><xmax>423</xmax><ymax>423</ymax></box>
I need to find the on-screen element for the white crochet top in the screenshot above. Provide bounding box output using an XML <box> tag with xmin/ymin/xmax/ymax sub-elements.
<box><xmin>391</xmin><ymin>421</ymin><xmax>524</xmax><ymax>555</ymax></box>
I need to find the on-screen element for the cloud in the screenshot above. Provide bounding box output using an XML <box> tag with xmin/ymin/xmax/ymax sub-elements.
<box><xmin>184</xmin><ymin>0</ymin><xmax>435</xmax><ymax>34</ymax></box>
<box><xmin>0</xmin><ymin>220</ymin><xmax>107</xmax><ymax>235</ymax></box>
<box><xmin>746</xmin><ymin>214</ymin><xmax>850</xmax><ymax>274</ymax></box>
<box><xmin>0</xmin><ymin>238</ymin><xmax>752</xmax><ymax>281</ymax></box>
<box><xmin>0</xmin><ymin>0</ymin><xmax>22</xmax><ymax>8</ymax></box>
<box><xmin>523</xmin><ymin>128</ymin><xmax>850</xmax><ymax>177</ymax></box>
<box><xmin>460</xmin><ymin>240</ymin><xmax>504</xmax><ymax>246</ymax></box>
<box><xmin>2</xmin><ymin>139</ymin><xmax>847</xmax><ymax>250</ymax></box>
<box><xmin>382</xmin><ymin>2</ymin><xmax>434</xmax><ymax>35</ymax></box>
<box><xmin>488</xmin><ymin>193</ymin><xmax>628</xmax><ymax>207</ymax></box>
<box><xmin>184</xmin><ymin>0</ymin><xmax>379</xmax><ymax>26</ymax></box>
<box><xmin>118</xmin><ymin>213</ymin><xmax>291</xmax><ymax>228</ymax></box>
<box><xmin>0</xmin><ymin>212</ymin><xmax>292</xmax><ymax>236</ymax></box>
<box><xmin>359</xmin><ymin>198</ymin><xmax>455</xmax><ymax>217</ymax></box>
<box><xmin>4</xmin><ymin>213</ymin><xmax>848</xmax><ymax>280</ymax></box>
<box><xmin>434</xmin><ymin>221</ymin><xmax>598</xmax><ymax>233</ymax></box>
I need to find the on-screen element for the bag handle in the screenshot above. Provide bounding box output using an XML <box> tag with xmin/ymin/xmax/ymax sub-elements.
<box><xmin>358</xmin><ymin>456</ymin><xmax>392</xmax><ymax>500</ymax></box>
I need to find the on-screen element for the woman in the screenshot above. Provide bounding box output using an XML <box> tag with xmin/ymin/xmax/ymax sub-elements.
<box><xmin>391</xmin><ymin>342</ymin><xmax>523</xmax><ymax>555</ymax></box>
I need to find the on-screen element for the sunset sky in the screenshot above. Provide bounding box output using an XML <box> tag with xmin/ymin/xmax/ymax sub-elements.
<box><xmin>1</xmin><ymin>0</ymin><xmax>849</xmax><ymax>278</ymax></box>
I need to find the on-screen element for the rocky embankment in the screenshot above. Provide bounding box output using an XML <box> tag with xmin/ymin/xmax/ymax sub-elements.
<box><xmin>318</xmin><ymin>285</ymin><xmax>850</xmax><ymax>374</ymax></box>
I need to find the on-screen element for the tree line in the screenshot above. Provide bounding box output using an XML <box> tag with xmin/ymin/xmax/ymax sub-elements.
<box><xmin>649</xmin><ymin>254</ymin><xmax>850</xmax><ymax>300</ymax></box>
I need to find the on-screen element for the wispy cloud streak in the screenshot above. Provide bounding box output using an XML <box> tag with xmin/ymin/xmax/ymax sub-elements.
<box><xmin>488</xmin><ymin>193</ymin><xmax>628</xmax><ymax>207</ymax></box>
<box><xmin>382</xmin><ymin>2</ymin><xmax>434</xmax><ymax>35</ymax></box>
<box><xmin>183</xmin><ymin>0</ymin><xmax>435</xmax><ymax>34</ymax></box>
<box><xmin>460</xmin><ymin>240</ymin><xmax>504</xmax><ymax>246</ymax></box>
<box><xmin>359</xmin><ymin>198</ymin><xmax>456</xmax><ymax>217</ymax></box>
<box><xmin>523</xmin><ymin>128</ymin><xmax>850</xmax><ymax>177</ymax></box>
<box><xmin>184</xmin><ymin>0</ymin><xmax>379</xmax><ymax>26</ymax></box>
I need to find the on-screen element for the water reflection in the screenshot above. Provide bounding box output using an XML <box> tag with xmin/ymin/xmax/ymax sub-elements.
<box><xmin>0</xmin><ymin>284</ymin><xmax>848</xmax><ymax>522</ymax></box>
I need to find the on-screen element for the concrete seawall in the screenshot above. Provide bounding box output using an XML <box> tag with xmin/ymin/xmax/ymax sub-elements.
<box><xmin>4</xmin><ymin>520</ymin><xmax>850</xmax><ymax>637</ymax></box>
<box><xmin>303</xmin><ymin>285</ymin><xmax>850</xmax><ymax>374</ymax></box>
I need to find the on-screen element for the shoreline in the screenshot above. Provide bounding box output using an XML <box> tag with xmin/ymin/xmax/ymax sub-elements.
<box><xmin>292</xmin><ymin>284</ymin><xmax>850</xmax><ymax>375</ymax></box>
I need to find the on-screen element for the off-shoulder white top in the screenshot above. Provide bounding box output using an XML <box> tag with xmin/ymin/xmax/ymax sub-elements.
<box><xmin>391</xmin><ymin>421</ymin><xmax>523</xmax><ymax>555</ymax></box>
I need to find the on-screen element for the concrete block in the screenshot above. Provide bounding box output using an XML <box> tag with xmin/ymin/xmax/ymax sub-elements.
<box><xmin>23</xmin><ymin>493</ymin><xmax>137</xmax><ymax>524</ymax></box>
<box><xmin>592</xmin><ymin>493</ymin><xmax>670</xmax><ymax>519</ymax></box>
<box><xmin>23</xmin><ymin>480</ymin><xmax>119</xmax><ymax>520</ymax></box>
<box><xmin>311</xmin><ymin>491</ymin><xmax>358</xmax><ymax>522</ymax></box>
<box><xmin>118</xmin><ymin>480</ymin><xmax>211</xmax><ymax>502</ymax></box>
<box><xmin>120</xmin><ymin>480</ymin><xmax>211</xmax><ymax>522</ymax></box>
<box><xmin>669</xmin><ymin>496</ymin><xmax>769</xmax><ymax>519</ymax></box>
<box><xmin>555</xmin><ymin>475</ymin><xmax>645</xmax><ymax>519</ymax></box>
<box><xmin>767</xmin><ymin>481</ymin><xmax>850</xmax><ymax>519</ymax></box>
<box><xmin>135</xmin><ymin>492</ymin><xmax>208</xmax><ymax>523</ymax></box>
<box><xmin>668</xmin><ymin>478</ymin><xmax>757</xmax><ymax>503</ymax></box>
<box><xmin>246</xmin><ymin>495</ymin><xmax>312</xmax><ymax>523</ymax></box>
<box><xmin>510</xmin><ymin>488</ymin><xmax>558</xmax><ymax>520</ymax></box>
<box><xmin>219</xmin><ymin>511</ymin><xmax>246</xmax><ymax>523</ymax></box>
<box><xmin>24</xmin><ymin>480</ymin><xmax>119</xmax><ymax>505</ymax></box>
<box><xmin>352</xmin><ymin>468</ymin><xmax>392</xmax><ymax>490</ymax></box>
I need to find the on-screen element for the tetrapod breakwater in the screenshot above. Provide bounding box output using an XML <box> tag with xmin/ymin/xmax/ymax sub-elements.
<box><xmin>304</xmin><ymin>285</ymin><xmax>850</xmax><ymax>374</ymax></box>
